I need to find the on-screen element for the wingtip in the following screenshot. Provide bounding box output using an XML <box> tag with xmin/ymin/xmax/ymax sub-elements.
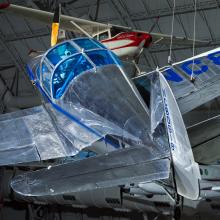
<box><xmin>0</xmin><ymin>3</ymin><xmax>10</xmax><ymax>10</ymax></box>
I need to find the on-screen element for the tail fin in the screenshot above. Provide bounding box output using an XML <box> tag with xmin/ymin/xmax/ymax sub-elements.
<box><xmin>158</xmin><ymin>71</ymin><xmax>201</xmax><ymax>200</ymax></box>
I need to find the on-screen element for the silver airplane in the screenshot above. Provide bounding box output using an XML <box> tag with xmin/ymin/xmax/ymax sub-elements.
<box><xmin>2</xmin><ymin>43</ymin><xmax>220</xmax><ymax>219</ymax></box>
<box><xmin>0</xmin><ymin>3</ymin><xmax>220</xmax><ymax>220</ymax></box>
<box><xmin>0</xmin><ymin>35</ymin><xmax>201</xmax><ymax>220</ymax></box>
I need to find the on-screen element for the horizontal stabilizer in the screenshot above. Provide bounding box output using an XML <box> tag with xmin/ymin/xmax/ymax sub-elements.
<box><xmin>11</xmin><ymin>147</ymin><xmax>170</xmax><ymax>196</ymax></box>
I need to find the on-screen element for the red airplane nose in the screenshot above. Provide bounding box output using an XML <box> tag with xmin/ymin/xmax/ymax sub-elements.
<box><xmin>0</xmin><ymin>3</ymin><xmax>10</xmax><ymax>10</ymax></box>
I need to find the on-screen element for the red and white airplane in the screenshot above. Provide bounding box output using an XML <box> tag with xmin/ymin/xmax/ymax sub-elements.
<box><xmin>94</xmin><ymin>29</ymin><xmax>152</xmax><ymax>59</ymax></box>
<box><xmin>0</xmin><ymin>2</ymin><xmax>209</xmax><ymax>61</ymax></box>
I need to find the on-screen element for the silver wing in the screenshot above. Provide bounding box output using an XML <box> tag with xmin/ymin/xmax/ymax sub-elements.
<box><xmin>134</xmin><ymin>47</ymin><xmax>220</xmax><ymax>114</ymax></box>
<box><xmin>0</xmin><ymin>105</ymin><xmax>70</xmax><ymax>165</ymax></box>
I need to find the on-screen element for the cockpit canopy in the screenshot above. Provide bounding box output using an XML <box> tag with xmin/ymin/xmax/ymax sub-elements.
<box><xmin>34</xmin><ymin>38</ymin><xmax>121</xmax><ymax>99</ymax></box>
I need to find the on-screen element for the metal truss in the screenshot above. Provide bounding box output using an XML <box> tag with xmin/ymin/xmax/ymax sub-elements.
<box><xmin>4</xmin><ymin>28</ymin><xmax>50</xmax><ymax>42</ymax></box>
<box><xmin>96</xmin><ymin>0</ymin><xmax>220</xmax><ymax>22</ymax></box>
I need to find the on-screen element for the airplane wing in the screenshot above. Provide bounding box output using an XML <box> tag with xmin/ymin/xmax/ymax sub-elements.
<box><xmin>134</xmin><ymin>47</ymin><xmax>220</xmax><ymax>114</ymax></box>
<box><xmin>149</xmin><ymin>32</ymin><xmax>209</xmax><ymax>46</ymax></box>
<box><xmin>0</xmin><ymin>105</ymin><xmax>71</xmax><ymax>165</ymax></box>
<box><xmin>0</xmin><ymin>3</ymin><xmax>109</xmax><ymax>35</ymax></box>
<box><xmin>0</xmin><ymin>3</ymin><xmax>209</xmax><ymax>46</ymax></box>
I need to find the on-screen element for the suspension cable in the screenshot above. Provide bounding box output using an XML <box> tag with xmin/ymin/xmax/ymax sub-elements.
<box><xmin>191</xmin><ymin>0</ymin><xmax>197</xmax><ymax>82</ymax></box>
<box><xmin>168</xmin><ymin>0</ymin><xmax>176</xmax><ymax>65</ymax></box>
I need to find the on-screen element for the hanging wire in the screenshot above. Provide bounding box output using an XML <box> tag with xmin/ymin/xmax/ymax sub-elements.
<box><xmin>168</xmin><ymin>0</ymin><xmax>176</xmax><ymax>65</ymax></box>
<box><xmin>191</xmin><ymin>0</ymin><xmax>197</xmax><ymax>82</ymax></box>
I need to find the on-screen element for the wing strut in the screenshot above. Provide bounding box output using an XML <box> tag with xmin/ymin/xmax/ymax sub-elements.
<box><xmin>70</xmin><ymin>21</ymin><xmax>92</xmax><ymax>38</ymax></box>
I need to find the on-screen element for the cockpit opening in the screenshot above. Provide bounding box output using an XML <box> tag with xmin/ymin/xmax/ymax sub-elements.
<box><xmin>36</xmin><ymin>38</ymin><xmax>121</xmax><ymax>99</ymax></box>
<box><xmin>52</xmin><ymin>54</ymin><xmax>93</xmax><ymax>99</ymax></box>
<box><xmin>46</xmin><ymin>42</ymin><xmax>78</xmax><ymax>66</ymax></box>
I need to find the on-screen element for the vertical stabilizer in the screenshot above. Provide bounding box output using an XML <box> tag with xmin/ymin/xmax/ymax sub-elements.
<box><xmin>159</xmin><ymin>71</ymin><xmax>201</xmax><ymax>200</ymax></box>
